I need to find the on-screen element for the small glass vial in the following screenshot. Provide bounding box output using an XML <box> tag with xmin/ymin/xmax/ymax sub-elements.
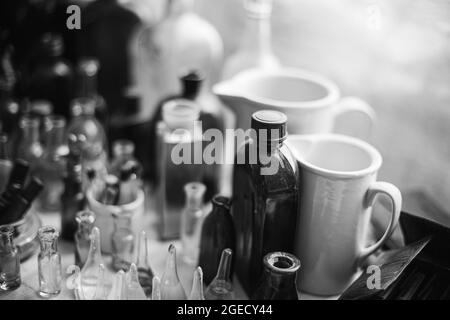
<box><xmin>180</xmin><ymin>182</ymin><xmax>206</xmax><ymax>265</ymax></box>
<box><xmin>0</xmin><ymin>226</ymin><xmax>21</xmax><ymax>290</ymax></box>
<box><xmin>74</xmin><ymin>210</ymin><xmax>96</xmax><ymax>268</ymax></box>
<box><xmin>205</xmin><ymin>248</ymin><xmax>235</xmax><ymax>300</ymax></box>
<box><xmin>111</xmin><ymin>213</ymin><xmax>134</xmax><ymax>271</ymax></box>
<box><xmin>37</xmin><ymin>226</ymin><xmax>62</xmax><ymax>298</ymax></box>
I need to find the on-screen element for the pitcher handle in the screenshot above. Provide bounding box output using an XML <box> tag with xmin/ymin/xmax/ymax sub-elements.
<box><xmin>333</xmin><ymin>96</ymin><xmax>376</xmax><ymax>140</ymax></box>
<box><xmin>357</xmin><ymin>181</ymin><xmax>402</xmax><ymax>265</ymax></box>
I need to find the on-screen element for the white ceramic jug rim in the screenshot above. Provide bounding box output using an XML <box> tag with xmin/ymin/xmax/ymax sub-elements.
<box><xmin>286</xmin><ymin>134</ymin><xmax>383</xmax><ymax>179</ymax></box>
<box><xmin>213</xmin><ymin>67</ymin><xmax>341</xmax><ymax>109</ymax></box>
<box><xmin>86</xmin><ymin>188</ymin><xmax>145</xmax><ymax>215</ymax></box>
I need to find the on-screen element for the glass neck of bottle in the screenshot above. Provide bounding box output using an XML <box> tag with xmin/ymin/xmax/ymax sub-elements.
<box><xmin>242</xmin><ymin>14</ymin><xmax>272</xmax><ymax>55</ymax></box>
<box><xmin>40</xmin><ymin>239</ymin><xmax>58</xmax><ymax>254</ymax></box>
<box><xmin>79</xmin><ymin>73</ymin><xmax>98</xmax><ymax>98</ymax></box>
<box><xmin>21</xmin><ymin>120</ymin><xmax>40</xmax><ymax>144</ymax></box>
<box><xmin>166</xmin><ymin>0</ymin><xmax>194</xmax><ymax>17</ymax></box>
<box><xmin>46</xmin><ymin>124</ymin><xmax>65</xmax><ymax>152</ymax></box>
<box><xmin>216</xmin><ymin>251</ymin><xmax>232</xmax><ymax>281</ymax></box>
<box><xmin>0</xmin><ymin>232</ymin><xmax>14</xmax><ymax>252</ymax></box>
<box><xmin>114</xmin><ymin>216</ymin><xmax>132</xmax><ymax>230</ymax></box>
<box><xmin>78</xmin><ymin>221</ymin><xmax>94</xmax><ymax>236</ymax></box>
<box><xmin>263</xmin><ymin>267</ymin><xmax>296</xmax><ymax>289</ymax></box>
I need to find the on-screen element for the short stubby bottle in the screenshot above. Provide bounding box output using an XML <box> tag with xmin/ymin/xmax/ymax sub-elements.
<box><xmin>37</xmin><ymin>226</ymin><xmax>62</xmax><ymax>297</ymax></box>
<box><xmin>0</xmin><ymin>225</ymin><xmax>21</xmax><ymax>290</ymax></box>
<box><xmin>232</xmin><ymin>110</ymin><xmax>298</xmax><ymax>296</ymax></box>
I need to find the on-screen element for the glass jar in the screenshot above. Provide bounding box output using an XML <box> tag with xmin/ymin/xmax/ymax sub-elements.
<box><xmin>37</xmin><ymin>226</ymin><xmax>62</xmax><ymax>297</ymax></box>
<box><xmin>0</xmin><ymin>225</ymin><xmax>21</xmax><ymax>290</ymax></box>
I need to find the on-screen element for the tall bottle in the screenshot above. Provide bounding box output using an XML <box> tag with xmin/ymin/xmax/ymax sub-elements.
<box><xmin>160</xmin><ymin>244</ymin><xmax>186</xmax><ymax>300</ymax></box>
<box><xmin>80</xmin><ymin>227</ymin><xmax>104</xmax><ymax>300</ymax></box>
<box><xmin>180</xmin><ymin>182</ymin><xmax>206</xmax><ymax>265</ymax></box>
<box><xmin>66</xmin><ymin>97</ymin><xmax>107</xmax><ymax>179</ymax></box>
<box><xmin>155</xmin><ymin>99</ymin><xmax>204</xmax><ymax>239</ymax></box>
<box><xmin>111</xmin><ymin>212</ymin><xmax>135</xmax><ymax>271</ymax></box>
<box><xmin>75</xmin><ymin>58</ymin><xmax>108</xmax><ymax>129</ymax></box>
<box><xmin>37</xmin><ymin>226</ymin><xmax>62</xmax><ymax>297</ymax></box>
<box><xmin>135</xmin><ymin>0</ymin><xmax>224</xmax><ymax>124</ymax></box>
<box><xmin>205</xmin><ymin>248</ymin><xmax>235</xmax><ymax>300</ymax></box>
<box><xmin>251</xmin><ymin>252</ymin><xmax>300</xmax><ymax>300</ymax></box>
<box><xmin>27</xmin><ymin>33</ymin><xmax>74</xmax><ymax>119</ymax></box>
<box><xmin>232</xmin><ymin>110</ymin><xmax>298</xmax><ymax>295</ymax></box>
<box><xmin>0</xmin><ymin>226</ymin><xmax>21</xmax><ymax>291</ymax></box>
<box><xmin>198</xmin><ymin>195</ymin><xmax>235</xmax><ymax>285</ymax></box>
<box><xmin>222</xmin><ymin>0</ymin><xmax>280</xmax><ymax>79</ymax></box>
<box><xmin>135</xmin><ymin>230</ymin><xmax>154</xmax><ymax>298</ymax></box>
<box><xmin>15</xmin><ymin>115</ymin><xmax>43</xmax><ymax>169</ymax></box>
<box><xmin>74</xmin><ymin>210</ymin><xmax>96</xmax><ymax>268</ymax></box>
<box><xmin>0</xmin><ymin>134</ymin><xmax>12</xmax><ymax>193</ymax></box>
<box><xmin>60</xmin><ymin>153</ymin><xmax>86</xmax><ymax>240</ymax></box>
<box><xmin>35</xmin><ymin>115</ymin><xmax>66</xmax><ymax>212</ymax></box>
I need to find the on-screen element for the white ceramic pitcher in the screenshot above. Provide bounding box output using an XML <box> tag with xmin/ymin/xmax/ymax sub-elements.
<box><xmin>213</xmin><ymin>68</ymin><xmax>375</xmax><ymax>138</ymax></box>
<box><xmin>285</xmin><ymin>134</ymin><xmax>402</xmax><ymax>296</ymax></box>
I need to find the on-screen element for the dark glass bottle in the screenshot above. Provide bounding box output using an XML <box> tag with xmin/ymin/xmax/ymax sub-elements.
<box><xmin>251</xmin><ymin>252</ymin><xmax>300</xmax><ymax>300</ymax></box>
<box><xmin>0</xmin><ymin>134</ymin><xmax>12</xmax><ymax>193</ymax></box>
<box><xmin>232</xmin><ymin>110</ymin><xmax>298</xmax><ymax>296</ymax></box>
<box><xmin>0</xmin><ymin>225</ymin><xmax>21</xmax><ymax>291</ymax></box>
<box><xmin>198</xmin><ymin>195</ymin><xmax>235</xmax><ymax>285</ymax></box>
<box><xmin>60</xmin><ymin>154</ymin><xmax>86</xmax><ymax>241</ymax></box>
<box><xmin>27</xmin><ymin>33</ymin><xmax>74</xmax><ymax>120</ymax></box>
<box><xmin>75</xmin><ymin>58</ymin><xmax>108</xmax><ymax>130</ymax></box>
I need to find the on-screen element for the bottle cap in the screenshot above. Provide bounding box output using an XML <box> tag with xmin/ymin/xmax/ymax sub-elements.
<box><xmin>251</xmin><ymin>110</ymin><xmax>287</xmax><ymax>142</ymax></box>
<box><xmin>180</xmin><ymin>70</ymin><xmax>204</xmax><ymax>99</ymax></box>
<box><xmin>7</xmin><ymin>159</ymin><xmax>30</xmax><ymax>187</ymax></box>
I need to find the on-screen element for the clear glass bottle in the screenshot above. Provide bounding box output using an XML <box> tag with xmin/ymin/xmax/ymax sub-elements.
<box><xmin>27</xmin><ymin>33</ymin><xmax>74</xmax><ymax>120</ymax></box>
<box><xmin>74</xmin><ymin>210</ymin><xmax>96</xmax><ymax>268</ymax></box>
<box><xmin>37</xmin><ymin>226</ymin><xmax>62</xmax><ymax>297</ymax></box>
<box><xmin>0</xmin><ymin>225</ymin><xmax>21</xmax><ymax>290</ymax></box>
<box><xmin>160</xmin><ymin>244</ymin><xmax>186</xmax><ymax>300</ymax></box>
<box><xmin>0</xmin><ymin>133</ymin><xmax>12</xmax><ymax>193</ymax></box>
<box><xmin>251</xmin><ymin>252</ymin><xmax>300</xmax><ymax>300</ymax></box>
<box><xmin>155</xmin><ymin>99</ymin><xmax>204</xmax><ymax>240</ymax></box>
<box><xmin>222</xmin><ymin>0</ymin><xmax>280</xmax><ymax>79</ymax></box>
<box><xmin>189</xmin><ymin>266</ymin><xmax>205</xmax><ymax>300</ymax></box>
<box><xmin>35</xmin><ymin>115</ymin><xmax>66</xmax><ymax>212</ymax></box>
<box><xmin>233</xmin><ymin>110</ymin><xmax>298</xmax><ymax>295</ymax></box>
<box><xmin>80</xmin><ymin>226</ymin><xmax>104</xmax><ymax>300</ymax></box>
<box><xmin>126</xmin><ymin>263</ymin><xmax>147</xmax><ymax>300</ymax></box>
<box><xmin>66</xmin><ymin>97</ymin><xmax>107</xmax><ymax>178</ymax></box>
<box><xmin>180</xmin><ymin>182</ymin><xmax>206</xmax><ymax>265</ymax></box>
<box><xmin>15</xmin><ymin>115</ymin><xmax>43</xmax><ymax>169</ymax></box>
<box><xmin>60</xmin><ymin>153</ymin><xmax>86</xmax><ymax>240</ymax></box>
<box><xmin>205</xmin><ymin>248</ymin><xmax>235</xmax><ymax>300</ymax></box>
<box><xmin>75</xmin><ymin>58</ymin><xmax>108</xmax><ymax>129</ymax></box>
<box><xmin>111</xmin><ymin>212</ymin><xmax>135</xmax><ymax>271</ymax></box>
<box><xmin>198</xmin><ymin>195</ymin><xmax>235</xmax><ymax>285</ymax></box>
<box><xmin>135</xmin><ymin>230</ymin><xmax>154</xmax><ymax>298</ymax></box>
<box><xmin>134</xmin><ymin>0</ymin><xmax>223</xmax><ymax>124</ymax></box>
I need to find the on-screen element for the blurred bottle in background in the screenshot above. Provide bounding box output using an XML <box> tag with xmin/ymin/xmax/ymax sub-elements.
<box><xmin>26</xmin><ymin>33</ymin><xmax>74</xmax><ymax>120</ymax></box>
<box><xmin>29</xmin><ymin>100</ymin><xmax>53</xmax><ymax>145</ymax></box>
<box><xmin>109</xmin><ymin>139</ymin><xmax>142</xmax><ymax>177</ymax></box>
<box><xmin>15</xmin><ymin>115</ymin><xmax>43</xmax><ymax>170</ymax></box>
<box><xmin>35</xmin><ymin>116</ymin><xmax>66</xmax><ymax>212</ymax></box>
<box><xmin>135</xmin><ymin>0</ymin><xmax>223</xmax><ymax>126</ymax></box>
<box><xmin>222</xmin><ymin>0</ymin><xmax>280</xmax><ymax>79</ymax></box>
<box><xmin>0</xmin><ymin>134</ymin><xmax>13</xmax><ymax>193</ymax></box>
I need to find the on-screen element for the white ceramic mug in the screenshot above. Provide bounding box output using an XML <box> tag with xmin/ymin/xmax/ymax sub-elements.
<box><xmin>285</xmin><ymin>134</ymin><xmax>402</xmax><ymax>296</ymax></box>
<box><xmin>214</xmin><ymin>68</ymin><xmax>376</xmax><ymax>139</ymax></box>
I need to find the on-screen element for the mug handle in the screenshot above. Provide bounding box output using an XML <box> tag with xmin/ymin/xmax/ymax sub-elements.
<box><xmin>332</xmin><ymin>96</ymin><xmax>376</xmax><ymax>140</ymax></box>
<box><xmin>357</xmin><ymin>181</ymin><xmax>402</xmax><ymax>265</ymax></box>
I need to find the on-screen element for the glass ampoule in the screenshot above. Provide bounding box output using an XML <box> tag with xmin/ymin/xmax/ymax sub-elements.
<box><xmin>222</xmin><ymin>0</ymin><xmax>280</xmax><ymax>79</ymax></box>
<box><xmin>189</xmin><ymin>266</ymin><xmax>205</xmax><ymax>300</ymax></box>
<box><xmin>126</xmin><ymin>263</ymin><xmax>147</xmax><ymax>300</ymax></box>
<box><xmin>135</xmin><ymin>230</ymin><xmax>154</xmax><ymax>298</ymax></box>
<box><xmin>66</xmin><ymin>265</ymin><xmax>84</xmax><ymax>300</ymax></box>
<box><xmin>74</xmin><ymin>210</ymin><xmax>96</xmax><ymax>268</ymax></box>
<box><xmin>37</xmin><ymin>226</ymin><xmax>62</xmax><ymax>297</ymax></box>
<box><xmin>0</xmin><ymin>226</ymin><xmax>21</xmax><ymax>290</ymax></box>
<box><xmin>205</xmin><ymin>248</ymin><xmax>235</xmax><ymax>300</ymax></box>
<box><xmin>35</xmin><ymin>115</ymin><xmax>66</xmax><ymax>212</ymax></box>
<box><xmin>108</xmin><ymin>270</ymin><xmax>127</xmax><ymax>300</ymax></box>
<box><xmin>80</xmin><ymin>227</ymin><xmax>104</xmax><ymax>300</ymax></box>
<box><xmin>180</xmin><ymin>182</ymin><xmax>206</xmax><ymax>265</ymax></box>
<box><xmin>111</xmin><ymin>213</ymin><xmax>135</xmax><ymax>271</ymax></box>
<box><xmin>152</xmin><ymin>276</ymin><xmax>162</xmax><ymax>300</ymax></box>
<box><xmin>92</xmin><ymin>263</ymin><xmax>108</xmax><ymax>300</ymax></box>
<box><xmin>160</xmin><ymin>244</ymin><xmax>187</xmax><ymax>300</ymax></box>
